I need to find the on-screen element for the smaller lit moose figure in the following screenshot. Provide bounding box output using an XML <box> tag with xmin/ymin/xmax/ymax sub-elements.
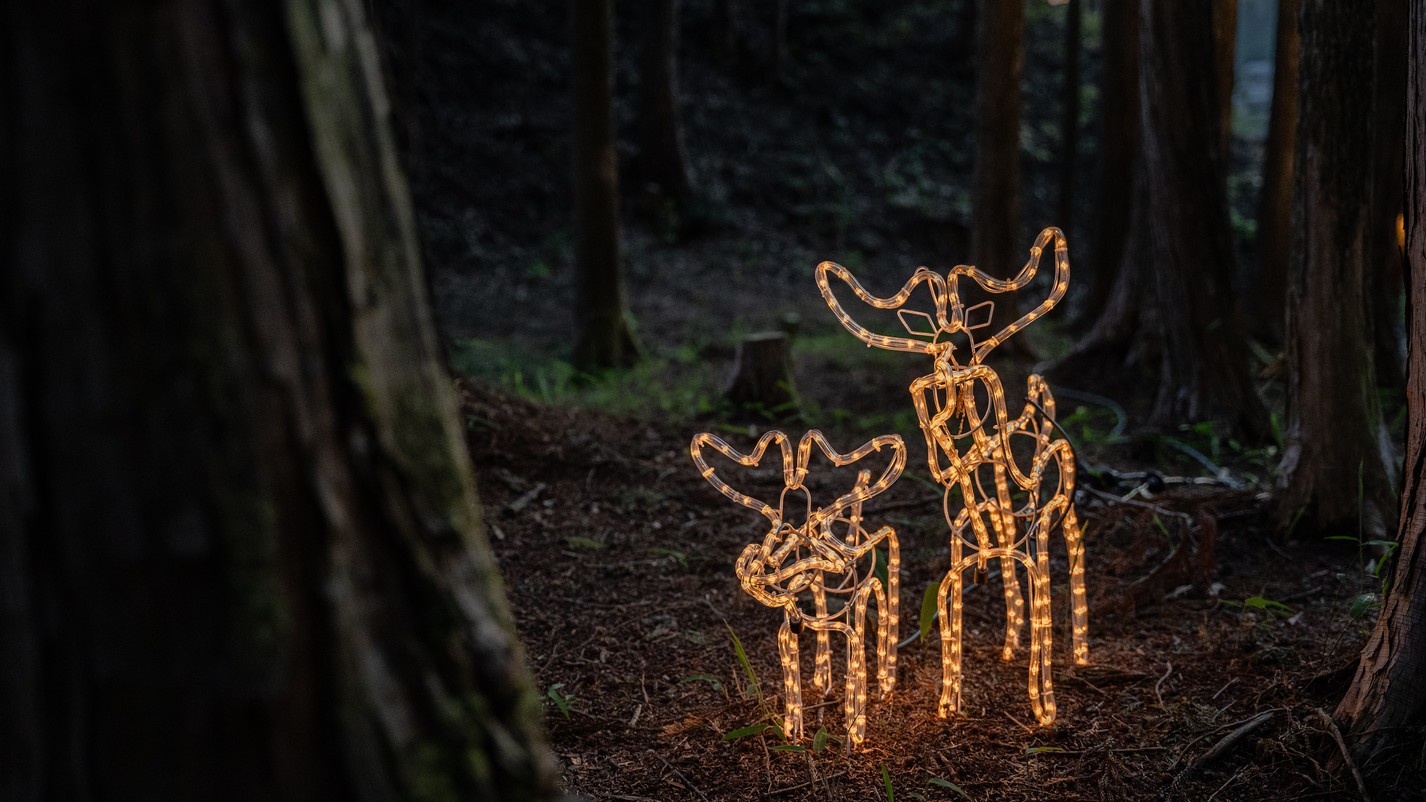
<box><xmin>690</xmin><ymin>430</ymin><xmax>906</xmax><ymax>746</ymax></box>
<box><xmin>816</xmin><ymin>227</ymin><xmax>1088</xmax><ymax>726</ymax></box>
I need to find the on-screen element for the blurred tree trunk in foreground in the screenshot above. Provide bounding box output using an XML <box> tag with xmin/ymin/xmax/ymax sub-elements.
<box><xmin>1139</xmin><ymin>0</ymin><xmax>1266</xmax><ymax>438</ymax></box>
<box><xmin>635</xmin><ymin>0</ymin><xmax>694</xmax><ymax>204</ymax></box>
<box><xmin>0</xmin><ymin>1</ymin><xmax>561</xmax><ymax>800</ymax></box>
<box><xmin>1253</xmin><ymin>0</ymin><xmax>1300</xmax><ymax>344</ymax></box>
<box><xmin>1334</xmin><ymin>3</ymin><xmax>1426</xmax><ymax>780</ymax></box>
<box><xmin>1370</xmin><ymin>0</ymin><xmax>1408</xmax><ymax>387</ymax></box>
<box><xmin>572</xmin><ymin>0</ymin><xmax>641</xmax><ymax>371</ymax></box>
<box><xmin>970</xmin><ymin>0</ymin><xmax>1026</xmax><ymax>340</ymax></box>
<box><xmin>1275</xmin><ymin>0</ymin><xmax>1395</xmax><ymax>541</ymax></box>
<box><xmin>1077</xmin><ymin>0</ymin><xmax>1140</xmax><ymax>324</ymax></box>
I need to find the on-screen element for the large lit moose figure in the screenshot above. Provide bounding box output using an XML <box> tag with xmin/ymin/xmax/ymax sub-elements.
<box><xmin>815</xmin><ymin>226</ymin><xmax>1088</xmax><ymax>726</ymax></box>
<box><xmin>689</xmin><ymin>430</ymin><xmax>906</xmax><ymax>746</ymax></box>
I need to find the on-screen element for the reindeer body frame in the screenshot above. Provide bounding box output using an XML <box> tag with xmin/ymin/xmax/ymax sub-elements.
<box><xmin>816</xmin><ymin>227</ymin><xmax>1089</xmax><ymax>726</ymax></box>
<box><xmin>690</xmin><ymin>430</ymin><xmax>905</xmax><ymax>745</ymax></box>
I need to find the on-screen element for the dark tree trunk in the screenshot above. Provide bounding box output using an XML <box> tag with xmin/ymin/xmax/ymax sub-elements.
<box><xmin>1275</xmin><ymin>0</ymin><xmax>1395</xmax><ymax>541</ymax></box>
<box><xmin>970</xmin><ymin>0</ymin><xmax>1026</xmax><ymax>332</ymax></box>
<box><xmin>1333</xmin><ymin>3</ymin><xmax>1426</xmax><ymax>779</ymax></box>
<box><xmin>1077</xmin><ymin>0</ymin><xmax>1141</xmax><ymax>326</ymax></box>
<box><xmin>770</xmin><ymin>0</ymin><xmax>789</xmax><ymax>80</ymax></box>
<box><xmin>1370</xmin><ymin>0</ymin><xmax>1408</xmax><ymax>387</ymax></box>
<box><xmin>1056</xmin><ymin>0</ymin><xmax>1082</xmax><ymax>240</ymax></box>
<box><xmin>1212</xmin><ymin>0</ymin><xmax>1239</xmax><ymax>156</ymax></box>
<box><xmin>635</xmin><ymin>0</ymin><xmax>694</xmax><ymax>203</ymax></box>
<box><xmin>1253</xmin><ymin>0</ymin><xmax>1301</xmax><ymax>344</ymax></box>
<box><xmin>1139</xmin><ymin>0</ymin><xmax>1267</xmax><ymax>439</ymax></box>
<box><xmin>0</xmin><ymin>1</ymin><xmax>561</xmax><ymax>800</ymax></box>
<box><xmin>714</xmin><ymin>0</ymin><xmax>744</xmax><ymax>63</ymax></box>
<box><xmin>572</xmin><ymin>0</ymin><xmax>641</xmax><ymax>371</ymax></box>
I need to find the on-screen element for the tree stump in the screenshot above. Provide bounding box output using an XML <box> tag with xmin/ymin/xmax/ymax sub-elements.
<box><xmin>724</xmin><ymin>331</ymin><xmax>798</xmax><ymax>414</ymax></box>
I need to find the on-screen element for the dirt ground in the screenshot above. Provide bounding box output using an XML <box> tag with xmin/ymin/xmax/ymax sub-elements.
<box><xmin>458</xmin><ymin>380</ymin><xmax>1398</xmax><ymax>801</ymax></box>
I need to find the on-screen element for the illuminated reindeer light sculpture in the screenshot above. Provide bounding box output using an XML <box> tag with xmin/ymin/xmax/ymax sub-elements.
<box><xmin>690</xmin><ymin>430</ymin><xmax>906</xmax><ymax>746</ymax></box>
<box><xmin>815</xmin><ymin>227</ymin><xmax>1088</xmax><ymax>726</ymax></box>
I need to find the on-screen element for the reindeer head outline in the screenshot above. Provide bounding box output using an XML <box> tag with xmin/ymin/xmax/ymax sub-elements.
<box><xmin>815</xmin><ymin>227</ymin><xmax>1070</xmax><ymax>371</ymax></box>
<box><xmin>689</xmin><ymin>429</ymin><xmax>906</xmax><ymax>614</ymax></box>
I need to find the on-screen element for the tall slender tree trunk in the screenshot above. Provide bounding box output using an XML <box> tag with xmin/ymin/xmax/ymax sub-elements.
<box><xmin>1140</xmin><ymin>0</ymin><xmax>1267</xmax><ymax>438</ymax></box>
<box><xmin>1076</xmin><ymin>0</ymin><xmax>1140</xmax><ymax>326</ymax></box>
<box><xmin>1370</xmin><ymin>0</ymin><xmax>1408</xmax><ymax>387</ymax></box>
<box><xmin>970</xmin><ymin>0</ymin><xmax>1026</xmax><ymax>332</ymax></box>
<box><xmin>0</xmin><ymin>1</ymin><xmax>561</xmax><ymax>799</ymax></box>
<box><xmin>1333</xmin><ymin>4</ymin><xmax>1426</xmax><ymax>781</ymax></box>
<box><xmin>1253</xmin><ymin>0</ymin><xmax>1301</xmax><ymax>344</ymax></box>
<box><xmin>1056</xmin><ymin>0</ymin><xmax>1081</xmax><ymax>242</ymax></box>
<box><xmin>1212</xmin><ymin>0</ymin><xmax>1239</xmax><ymax>157</ymax></box>
<box><xmin>572</xmin><ymin>0</ymin><xmax>641</xmax><ymax>371</ymax></box>
<box><xmin>635</xmin><ymin>0</ymin><xmax>694</xmax><ymax>203</ymax></box>
<box><xmin>1275</xmin><ymin>0</ymin><xmax>1395</xmax><ymax>541</ymax></box>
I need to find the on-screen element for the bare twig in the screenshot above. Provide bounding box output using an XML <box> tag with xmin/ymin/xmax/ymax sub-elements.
<box><xmin>768</xmin><ymin>772</ymin><xmax>848</xmax><ymax>796</ymax></box>
<box><xmin>656</xmin><ymin>755</ymin><xmax>710</xmax><ymax>802</ymax></box>
<box><xmin>1155</xmin><ymin>661</ymin><xmax>1174</xmax><ymax>707</ymax></box>
<box><xmin>1188</xmin><ymin>709</ymin><xmax>1278</xmax><ymax>771</ymax></box>
<box><xmin>1211</xmin><ymin>678</ymin><xmax>1238</xmax><ymax>701</ymax></box>
<box><xmin>1316</xmin><ymin>708</ymin><xmax>1371</xmax><ymax>802</ymax></box>
<box><xmin>1205</xmin><ymin>766</ymin><xmax>1247</xmax><ymax>802</ymax></box>
<box><xmin>1029</xmin><ymin>746</ymin><xmax>1168</xmax><ymax>756</ymax></box>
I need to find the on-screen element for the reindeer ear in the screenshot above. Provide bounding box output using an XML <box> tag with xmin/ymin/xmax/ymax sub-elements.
<box><xmin>949</xmin><ymin>227</ymin><xmax>1070</xmax><ymax>363</ymax></box>
<box><xmin>798</xmin><ymin>431</ymin><xmax>907</xmax><ymax>521</ymax></box>
<box><xmin>816</xmin><ymin>261</ymin><xmax>949</xmax><ymax>354</ymax></box>
<box><xmin>690</xmin><ymin>430</ymin><xmax>794</xmax><ymax>522</ymax></box>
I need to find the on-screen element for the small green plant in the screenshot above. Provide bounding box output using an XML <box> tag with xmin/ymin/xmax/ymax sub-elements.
<box><xmin>882</xmin><ymin>763</ymin><xmax>896</xmax><ymax>802</ymax></box>
<box><xmin>918</xmin><ymin>579</ymin><xmax>941</xmax><ymax>642</ymax></box>
<box><xmin>545</xmin><ymin>683</ymin><xmax>573</xmax><ymax>719</ymax></box>
<box><xmin>645</xmin><ymin>546</ymin><xmax>687</xmax><ymax>567</ymax></box>
<box><xmin>928</xmin><ymin>777</ymin><xmax>970</xmax><ymax>799</ymax></box>
<box><xmin>565</xmin><ymin>536</ymin><xmax>605</xmax><ymax>551</ymax></box>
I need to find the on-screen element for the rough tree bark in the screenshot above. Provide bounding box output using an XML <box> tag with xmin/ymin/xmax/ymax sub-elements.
<box><xmin>572</xmin><ymin>0</ymin><xmax>641</xmax><ymax>371</ymax></box>
<box><xmin>1076</xmin><ymin>0</ymin><xmax>1140</xmax><ymax>324</ymax></box>
<box><xmin>635</xmin><ymin>0</ymin><xmax>694</xmax><ymax>203</ymax></box>
<box><xmin>970</xmin><ymin>0</ymin><xmax>1026</xmax><ymax>338</ymax></box>
<box><xmin>1253</xmin><ymin>0</ymin><xmax>1300</xmax><ymax>344</ymax></box>
<box><xmin>1139</xmin><ymin>0</ymin><xmax>1267</xmax><ymax>439</ymax></box>
<box><xmin>0</xmin><ymin>1</ymin><xmax>561</xmax><ymax>800</ymax></box>
<box><xmin>1275</xmin><ymin>0</ymin><xmax>1395</xmax><ymax>541</ymax></box>
<box><xmin>1333</xmin><ymin>3</ymin><xmax>1426</xmax><ymax>780</ymax></box>
<box><xmin>1370</xmin><ymin>0</ymin><xmax>1408</xmax><ymax>387</ymax></box>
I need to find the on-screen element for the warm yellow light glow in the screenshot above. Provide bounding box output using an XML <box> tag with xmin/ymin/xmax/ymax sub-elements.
<box><xmin>816</xmin><ymin>226</ymin><xmax>1088</xmax><ymax>727</ymax></box>
<box><xmin>690</xmin><ymin>430</ymin><xmax>906</xmax><ymax>746</ymax></box>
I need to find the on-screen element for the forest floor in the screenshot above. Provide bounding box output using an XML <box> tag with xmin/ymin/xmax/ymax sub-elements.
<box><xmin>459</xmin><ymin>379</ymin><xmax>1390</xmax><ymax>802</ymax></box>
<box><xmin>408</xmin><ymin>0</ymin><xmax>1411</xmax><ymax>798</ymax></box>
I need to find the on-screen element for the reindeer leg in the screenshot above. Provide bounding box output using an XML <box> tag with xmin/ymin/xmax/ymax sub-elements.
<box><xmin>991</xmin><ymin>460</ymin><xmax>1025</xmax><ymax>660</ymax></box>
<box><xmin>847</xmin><ymin>587</ymin><xmax>871</xmax><ymax>745</ymax></box>
<box><xmin>778</xmin><ymin>615</ymin><xmax>803</xmax><ymax>741</ymax></box>
<box><xmin>812</xmin><ymin>577</ymin><xmax>832</xmax><ymax>693</ymax></box>
<box><xmin>880</xmin><ymin>533</ymin><xmax>899</xmax><ymax>695</ymax></box>
<box><xmin>1028</xmin><ymin>508</ymin><xmax>1058</xmax><ymax>726</ymax></box>
<box><xmin>938</xmin><ymin>540</ymin><xmax>966</xmax><ymax>719</ymax></box>
<box><xmin>1062</xmin><ymin>502</ymin><xmax>1089</xmax><ymax>665</ymax></box>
